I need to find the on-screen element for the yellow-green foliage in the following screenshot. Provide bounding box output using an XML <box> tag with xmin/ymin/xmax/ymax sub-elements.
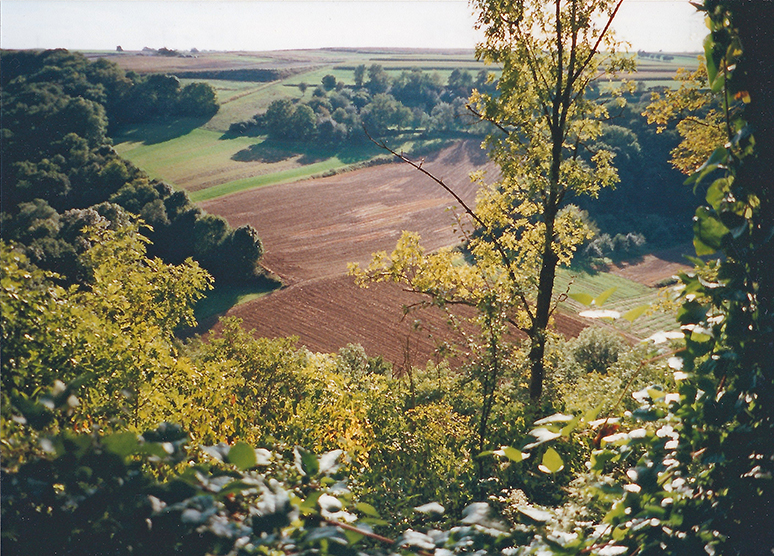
<box><xmin>643</xmin><ymin>61</ymin><xmax>727</xmax><ymax>175</ymax></box>
<box><xmin>1</xmin><ymin>224</ymin><xmax>211</xmax><ymax>437</ymax></box>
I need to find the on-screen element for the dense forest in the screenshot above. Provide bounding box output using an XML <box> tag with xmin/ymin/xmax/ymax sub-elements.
<box><xmin>0</xmin><ymin>49</ymin><xmax>266</xmax><ymax>287</ymax></box>
<box><xmin>2</xmin><ymin>0</ymin><xmax>773</xmax><ymax>555</ymax></box>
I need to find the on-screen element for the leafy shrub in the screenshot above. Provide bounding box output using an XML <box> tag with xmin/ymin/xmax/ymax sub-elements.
<box><xmin>571</xmin><ymin>326</ymin><xmax>627</xmax><ymax>374</ymax></box>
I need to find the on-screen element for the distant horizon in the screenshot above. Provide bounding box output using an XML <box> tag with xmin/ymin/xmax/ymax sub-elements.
<box><xmin>70</xmin><ymin>46</ymin><xmax>704</xmax><ymax>54</ymax></box>
<box><xmin>2</xmin><ymin>1</ymin><xmax>708</xmax><ymax>53</ymax></box>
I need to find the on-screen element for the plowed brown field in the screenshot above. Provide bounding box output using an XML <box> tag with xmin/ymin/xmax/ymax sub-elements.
<box><xmin>608</xmin><ymin>244</ymin><xmax>693</xmax><ymax>287</ymax></box>
<box><xmin>202</xmin><ymin>141</ymin><xmax>590</xmax><ymax>365</ymax></box>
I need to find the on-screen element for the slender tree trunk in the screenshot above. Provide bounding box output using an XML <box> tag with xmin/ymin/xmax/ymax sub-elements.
<box><xmin>528</xmin><ymin>211</ymin><xmax>559</xmax><ymax>403</ymax></box>
<box><xmin>528</xmin><ymin>109</ymin><xmax>564</xmax><ymax>403</ymax></box>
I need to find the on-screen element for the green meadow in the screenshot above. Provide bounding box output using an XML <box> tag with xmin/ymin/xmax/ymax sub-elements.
<box><xmin>555</xmin><ymin>267</ymin><xmax>677</xmax><ymax>339</ymax></box>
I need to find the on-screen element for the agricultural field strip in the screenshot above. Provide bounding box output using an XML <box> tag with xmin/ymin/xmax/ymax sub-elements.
<box><xmin>554</xmin><ymin>269</ymin><xmax>677</xmax><ymax>337</ymax></box>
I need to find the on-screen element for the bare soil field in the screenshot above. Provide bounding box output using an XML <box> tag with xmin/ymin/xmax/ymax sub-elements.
<box><xmin>201</xmin><ymin>140</ymin><xmax>593</xmax><ymax>365</ymax></box>
<box><xmin>201</xmin><ymin>141</ymin><xmax>492</xmax><ymax>284</ymax></box>
<box><xmin>225</xmin><ymin>274</ymin><xmax>589</xmax><ymax>368</ymax></box>
<box><xmin>608</xmin><ymin>244</ymin><xmax>693</xmax><ymax>286</ymax></box>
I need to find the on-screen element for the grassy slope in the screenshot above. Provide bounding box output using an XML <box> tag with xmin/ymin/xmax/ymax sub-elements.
<box><xmin>555</xmin><ymin>267</ymin><xmax>677</xmax><ymax>339</ymax></box>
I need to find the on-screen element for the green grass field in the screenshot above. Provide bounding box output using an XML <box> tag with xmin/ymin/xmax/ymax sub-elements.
<box><xmin>114</xmin><ymin>114</ymin><xmax>449</xmax><ymax>203</ymax></box>
<box><xmin>114</xmin><ymin>49</ymin><xmax>700</xmax><ymax>207</ymax></box>
<box><xmin>115</xmin><ymin>124</ymin><xmax>374</xmax><ymax>199</ymax></box>
<box><xmin>193</xmin><ymin>281</ymin><xmax>281</xmax><ymax>332</ymax></box>
<box><xmin>115</xmin><ymin>126</ymin><xmax>261</xmax><ymax>189</ymax></box>
<box><xmin>555</xmin><ymin>267</ymin><xmax>677</xmax><ymax>339</ymax></box>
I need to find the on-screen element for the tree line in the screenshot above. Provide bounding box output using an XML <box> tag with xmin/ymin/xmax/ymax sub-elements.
<box><xmin>228</xmin><ymin>65</ymin><xmax>497</xmax><ymax>143</ymax></box>
<box><xmin>0</xmin><ymin>49</ymin><xmax>265</xmax><ymax>288</ymax></box>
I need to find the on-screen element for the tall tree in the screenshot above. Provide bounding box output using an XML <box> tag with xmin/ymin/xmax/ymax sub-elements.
<box><xmin>353</xmin><ymin>64</ymin><xmax>367</xmax><ymax>88</ymax></box>
<box><xmin>356</xmin><ymin>0</ymin><xmax>631</xmax><ymax>406</ymax></box>
<box><xmin>473</xmin><ymin>0</ymin><xmax>631</xmax><ymax>402</ymax></box>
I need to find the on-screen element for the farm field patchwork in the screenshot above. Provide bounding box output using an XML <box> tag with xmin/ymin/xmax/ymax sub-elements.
<box><xmin>106</xmin><ymin>48</ymin><xmax>697</xmax><ymax>365</ymax></box>
<box><xmin>198</xmin><ymin>140</ymin><xmax>683</xmax><ymax>365</ymax></box>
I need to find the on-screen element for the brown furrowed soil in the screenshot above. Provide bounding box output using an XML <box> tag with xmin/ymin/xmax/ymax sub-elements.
<box><xmin>201</xmin><ymin>140</ymin><xmax>590</xmax><ymax>365</ymax></box>
<box><xmin>608</xmin><ymin>244</ymin><xmax>693</xmax><ymax>287</ymax></box>
<box><xmin>202</xmin><ymin>141</ymin><xmax>492</xmax><ymax>284</ymax></box>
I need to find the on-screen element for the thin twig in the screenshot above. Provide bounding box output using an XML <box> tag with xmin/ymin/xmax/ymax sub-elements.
<box><xmin>322</xmin><ymin>519</ymin><xmax>434</xmax><ymax>556</ymax></box>
<box><xmin>362</xmin><ymin>126</ymin><xmax>535</xmax><ymax>323</ymax></box>
<box><xmin>572</xmin><ymin>0</ymin><xmax>625</xmax><ymax>84</ymax></box>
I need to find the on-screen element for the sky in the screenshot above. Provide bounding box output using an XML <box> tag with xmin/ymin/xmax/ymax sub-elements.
<box><xmin>1</xmin><ymin>1</ymin><xmax>707</xmax><ymax>53</ymax></box>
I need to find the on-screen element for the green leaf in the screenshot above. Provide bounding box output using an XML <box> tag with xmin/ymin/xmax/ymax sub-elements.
<box><xmin>677</xmin><ymin>299</ymin><xmax>707</xmax><ymax>325</ymax></box>
<box><xmin>355</xmin><ymin>502</ymin><xmax>380</xmax><ymax>517</ymax></box>
<box><xmin>689</xmin><ymin>330</ymin><xmax>713</xmax><ymax>343</ymax></box>
<box><xmin>343</xmin><ymin>529</ymin><xmax>364</xmax><ymax>545</ymax></box>
<box><xmin>103</xmin><ymin>432</ymin><xmax>139</xmax><ymax>458</ymax></box>
<box><xmin>622</xmin><ymin>304</ymin><xmax>650</xmax><ymax>323</ymax></box>
<box><xmin>612</xmin><ymin>526</ymin><xmax>628</xmax><ymax>541</ymax></box>
<box><xmin>693</xmin><ymin>206</ymin><xmax>729</xmax><ymax>255</ymax></box>
<box><xmin>591</xmin><ymin>449</ymin><xmax>618</xmax><ymax>472</ymax></box>
<box><xmin>501</xmin><ymin>446</ymin><xmax>524</xmax><ymax>462</ymax></box>
<box><xmin>294</xmin><ymin>446</ymin><xmax>319</xmax><ymax>476</ymax></box>
<box><xmin>569</xmin><ymin>292</ymin><xmax>594</xmax><ymax>306</ymax></box>
<box><xmin>539</xmin><ymin>447</ymin><xmax>564</xmax><ymax>473</ymax></box>
<box><xmin>706</xmin><ymin>177</ymin><xmax>731</xmax><ymax>210</ymax></box>
<box><xmin>361</xmin><ymin>517</ymin><xmax>390</xmax><ymax>526</ymax></box>
<box><xmin>594</xmin><ymin>286</ymin><xmax>617</xmax><ymax>307</ymax></box>
<box><xmin>219</xmin><ymin>480</ymin><xmax>255</xmax><ymax>497</ymax></box>
<box><xmin>227</xmin><ymin>442</ymin><xmax>256</xmax><ymax>470</ymax></box>
<box><xmin>686</xmin><ymin>146</ymin><xmax>727</xmax><ymax>189</ymax></box>
<box><xmin>299</xmin><ymin>491</ymin><xmax>323</xmax><ymax>515</ymax></box>
<box><xmin>138</xmin><ymin>442</ymin><xmax>169</xmax><ymax>459</ymax></box>
<box><xmin>560</xmin><ymin>415</ymin><xmax>582</xmax><ymax>436</ymax></box>
<box><xmin>704</xmin><ymin>34</ymin><xmax>721</xmax><ymax>89</ymax></box>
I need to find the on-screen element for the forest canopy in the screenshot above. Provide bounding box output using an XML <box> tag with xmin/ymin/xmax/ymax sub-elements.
<box><xmin>0</xmin><ymin>49</ymin><xmax>264</xmax><ymax>287</ymax></box>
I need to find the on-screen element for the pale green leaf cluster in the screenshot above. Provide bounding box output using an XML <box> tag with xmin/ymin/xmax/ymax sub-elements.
<box><xmin>643</xmin><ymin>62</ymin><xmax>727</xmax><ymax>174</ymax></box>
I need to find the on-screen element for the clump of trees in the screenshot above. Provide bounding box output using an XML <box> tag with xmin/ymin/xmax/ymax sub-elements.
<box><xmin>228</xmin><ymin>65</ymin><xmax>497</xmax><ymax>145</ymax></box>
<box><xmin>0</xmin><ymin>49</ymin><xmax>264</xmax><ymax>287</ymax></box>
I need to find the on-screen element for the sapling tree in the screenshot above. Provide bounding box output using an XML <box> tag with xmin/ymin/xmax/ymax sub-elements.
<box><xmin>354</xmin><ymin>0</ymin><xmax>633</xmax><ymax>408</ymax></box>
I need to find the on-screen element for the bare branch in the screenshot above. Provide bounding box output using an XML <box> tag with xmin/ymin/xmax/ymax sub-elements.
<box><xmin>321</xmin><ymin>519</ymin><xmax>433</xmax><ymax>556</ymax></box>
<box><xmin>362</xmin><ymin>126</ymin><xmax>535</xmax><ymax>324</ymax></box>
<box><xmin>572</xmin><ymin>0</ymin><xmax>625</xmax><ymax>83</ymax></box>
<box><xmin>466</xmin><ymin>103</ymin><xmax>513</xmax><ymax>137</ymax></box>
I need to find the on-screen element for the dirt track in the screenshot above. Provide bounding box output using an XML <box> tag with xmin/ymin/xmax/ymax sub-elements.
<box><xmin>202</xmin><ymin>141</ymin><xmax>594</xmax><ymax>365</ymax></box>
